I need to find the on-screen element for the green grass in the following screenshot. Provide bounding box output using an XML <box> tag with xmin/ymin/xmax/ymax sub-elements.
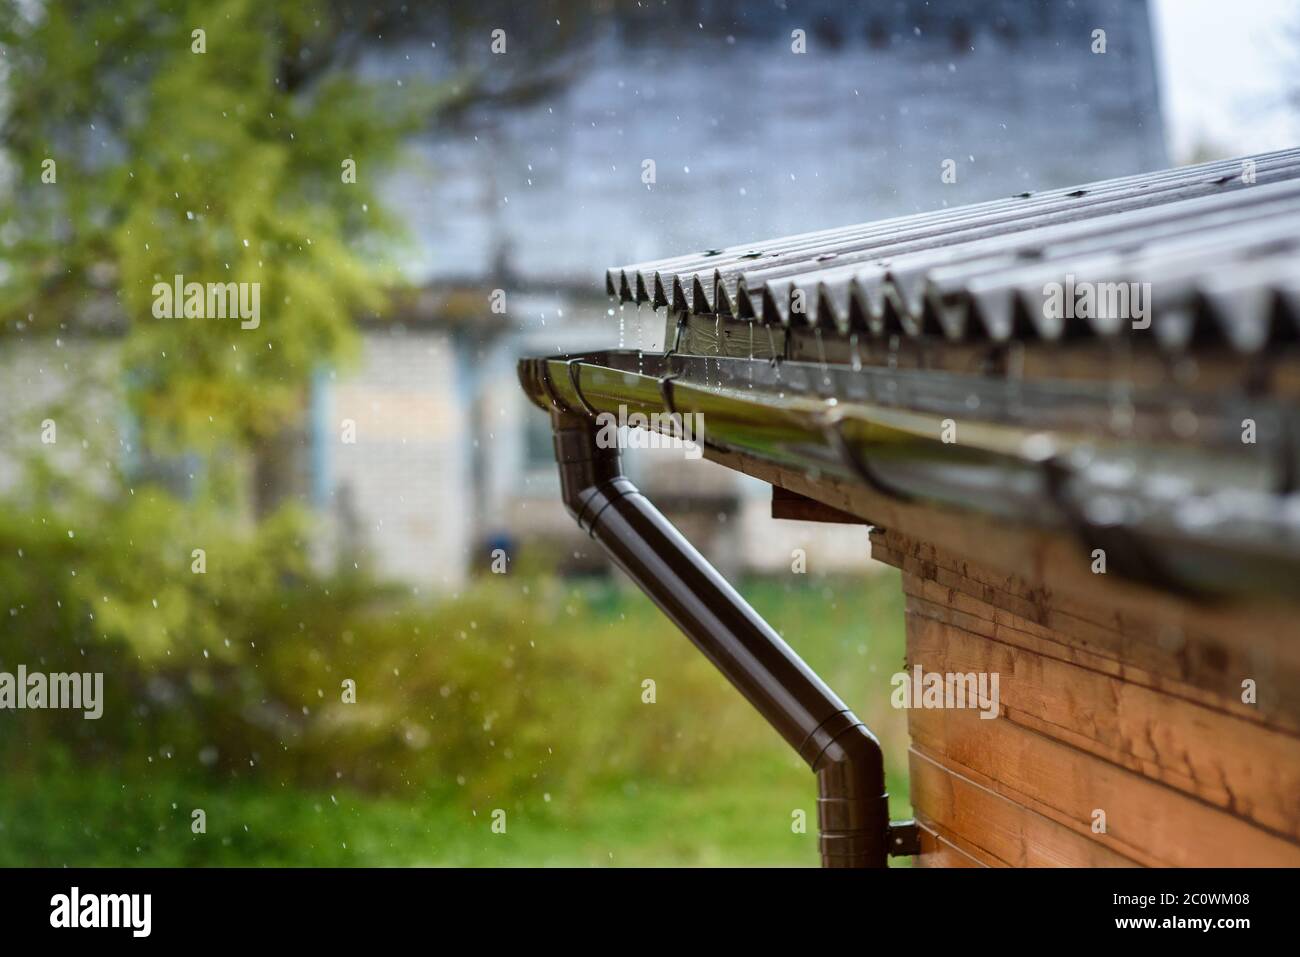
<box><xmin>0</xmin><ymin>571</ymin><xmax>910</xmax><ymax>866</ymax></box>
<box><xmin>0</xmin><ymin>752</ymin><xmax>911</xmax><ymax>867</ymax></box>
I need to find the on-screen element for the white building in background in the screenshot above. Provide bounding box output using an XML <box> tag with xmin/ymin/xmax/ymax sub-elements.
<box><xmin>314</xmin><ymin>330</ymin><xmax>473</xmax><ymax>589</ymax></box>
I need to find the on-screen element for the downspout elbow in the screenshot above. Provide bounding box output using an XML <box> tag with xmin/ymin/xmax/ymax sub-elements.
<box><xmin>807</xmin><ymin>718</ymin><xmax>890</xmax><ymax>868</ymax></box>
<box><xmin>550</xmin><ymin>408</ymin><xmax>626</xmax><ymax>528</ymax></box>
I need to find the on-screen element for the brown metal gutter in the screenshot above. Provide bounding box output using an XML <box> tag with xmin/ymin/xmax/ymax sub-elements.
<box><xmin>520</xmin><ymin>349</ymin><xmax>1300</xmax><ymax>603</ymax></box>
<box><xmin>521</xmin><ymin>357</ymin><xmax>918</xmax><ymax>868</ymax></box>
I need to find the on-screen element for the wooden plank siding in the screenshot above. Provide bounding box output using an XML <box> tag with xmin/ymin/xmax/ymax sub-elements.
<box><xmin>870</xmin><ymin>528</ymin><xmax>1300</xmax><ymax>867</ymax></box>
<box><xmin>905</xmin><ymin>607</ymin><xmax>1300</xmax><ymax>840</ymax></box>
<box><xmin>909</xmin><ymin>747</ymin><xmax>1140</xmax><ymax>867</ymax></box>
<box><xmin>914</xmin><ymin>813</ymin><xmax>995</xmax><ymax>868</ymax></box>
<box><xmin>874</xmin><ymin>531</ymin><xmax>1300</xmax><ymax>733</ymax></box>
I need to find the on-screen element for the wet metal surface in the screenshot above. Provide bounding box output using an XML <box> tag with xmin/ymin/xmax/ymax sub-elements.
<box><xmin>519</xmin><ymin>350</ymin><xmax>1300</xmax><ymax>602</ymax></box>
<box><xmin>606</xmin><ymin>150</ymin><xmax>1300</xmax><ymax>351</ymax></box>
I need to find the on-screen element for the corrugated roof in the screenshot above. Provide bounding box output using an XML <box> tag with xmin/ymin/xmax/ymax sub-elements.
<box><xmin>606</xmin><ymin>149</ymin><xmax>1300</xmax><ymax>353</ymax></box>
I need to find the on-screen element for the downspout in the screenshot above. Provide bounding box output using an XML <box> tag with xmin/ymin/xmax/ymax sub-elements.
<box><xmin>526</xmin><ymin>361</ymin><xmax>916</xmax><ymax>867</ymax></box>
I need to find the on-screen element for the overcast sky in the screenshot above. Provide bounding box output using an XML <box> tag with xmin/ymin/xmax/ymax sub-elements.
<box><xmin>1153</xmin><ymin>0</ymin><xmax>1299</xmax><ymax>160</ymax></box>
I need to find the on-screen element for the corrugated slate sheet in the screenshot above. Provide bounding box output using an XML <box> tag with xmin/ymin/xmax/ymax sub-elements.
<box><xmin>606</xmin><ymin>149</ymin><xmax>1300</xmax><ymax>353</ymax></box>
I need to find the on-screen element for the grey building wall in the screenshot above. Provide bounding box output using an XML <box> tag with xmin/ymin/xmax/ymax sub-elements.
<box><xmin>386</xmin><ymin>0</ymin><xmax>1166</xmax><ymax>285</ymax></box>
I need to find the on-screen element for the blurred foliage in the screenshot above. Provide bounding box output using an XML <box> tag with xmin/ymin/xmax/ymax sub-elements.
<box><xmin>0</xmin><ymin>570</ymin><xmax>908</xmax><ymax>865</ymax></box>
<box><xmin>0</xmin><ymin>0</ymin><xmax>426</xmax><ymax>449</ymax></box>
<box><xmin>2</xmin><ymin>490</ymin><xmax>907</xmax><ymax>805</ymax></box>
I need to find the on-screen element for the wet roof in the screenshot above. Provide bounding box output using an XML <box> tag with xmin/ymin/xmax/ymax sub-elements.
<box><xmin>607</xmin><ymin>149</ymin><xmax>1300</xmax><ymax>355</ymax></box>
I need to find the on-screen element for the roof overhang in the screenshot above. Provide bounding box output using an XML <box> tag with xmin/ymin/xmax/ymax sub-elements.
<box><xmin>520</xmin><ymin>349</ymin><xmax>1300</xmax><ymax>608</ymax></box>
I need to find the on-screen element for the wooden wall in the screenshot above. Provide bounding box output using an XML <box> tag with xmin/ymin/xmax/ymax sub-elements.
<box><xmin>871</xmin><ymin>527</ymin><xmax>1300</xmax><ymax>868</ymax></box>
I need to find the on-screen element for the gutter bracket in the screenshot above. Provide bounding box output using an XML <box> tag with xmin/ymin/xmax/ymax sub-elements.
<box><xmin>665</xmin><ymin>310</ymin><xmax>688</xmax><ymax>358</ymax></box>
<box><xmin>1038</xmin><ymin>454</ymin><xmax>1192</xmax><ymax>598</ymax></box>
<box><xmin>658</xmin><ymin>372</ymin><xmax>680</xmax><ymax>418</ymax></box>
<box><xmin>538</xmin><ymin>360</ymin><xmax>565</xmax><ymax>411</ymax></box>
<box><xmin>566</xmin><ymin>358</ymin><xmax>600</xmax><ymax>418</ymax></box>
<box><xmin>887</xmin><ymin>819</ymin><xmax>922</xmax><ymax>857</ymax></box>
<box><xmin>821</xmin><ymin>409</ymin><xmax>914</xmax><ymax>503</ymax></box>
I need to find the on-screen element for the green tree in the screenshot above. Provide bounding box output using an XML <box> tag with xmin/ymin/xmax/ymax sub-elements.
<box><xmin>0</xmin><ymin>0</ymin><xmax>420</xmax><ymax>453</ymax></box>
<box><xmin>0</xmin><ymin>0</ymin><xmax>622</xmax><ymax>780</ymax></box>
<box><xmin>0</xmin><ymin>0</ymin><xmax>428</xmax><ymax>690</ymax></box>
